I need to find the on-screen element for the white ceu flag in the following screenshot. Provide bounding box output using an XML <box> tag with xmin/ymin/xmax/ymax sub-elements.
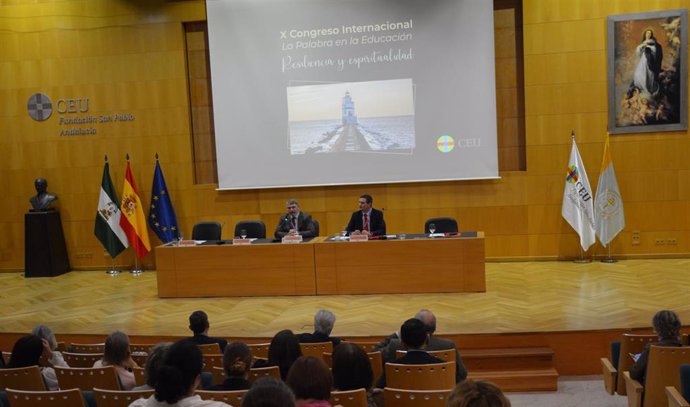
<box><xmin>562</xmin><ymin>139</ymin><xmax>596</xmax><ymax>251</ymax></box>
<box><xmin>594</xmin><ymin>136</ymin><xmax>625</xmax><ymax>247</ymax></box>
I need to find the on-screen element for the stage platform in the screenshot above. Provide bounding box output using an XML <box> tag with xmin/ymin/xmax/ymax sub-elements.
<box><xmin>1</xmin><ymin>258</ymin><xmax>688</xmax><ymax>376</ymax></box>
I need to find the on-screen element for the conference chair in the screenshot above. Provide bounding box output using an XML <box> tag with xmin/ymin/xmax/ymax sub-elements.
<box><xmin>384</xmin><ymin>388</ymin><xmax>452</xmax><ymax>407</ymax></box>
<box><xmin>299</xmin><ymin>342</ymin><xmax>333</xmax><ymax>359</ymax></box>
<box><xmin>54</xmin><ymin>366</ymin><xmax>121</xmax><ymax>390</ymax></box>
<box><xmin>396</xmin><ymin>349</ymin><xmax>456</xmax><ymax>363</ymax></box>
<box><xmin>70</xmin><ymin>343</ymin><xmax>105</xmax><ymax>353</ymax></box>
<box><xmin>248</xmin><ymin>365</ymin><xmax>281</xmax><ymax>382</ymax></box>
<box><xmin>62</xmin><ymin>352</ymin><xmax>103</xmax><ymax>368</ymax></box>
<box><xmin>247</xmin><ymin>342</ymin><xmax>270</xmax><ymax>359</ymax></box>
<box><xmin>5</xmin><ymin>388</ymin><xmax>86</xmax><ymax>407</ymax></box>
<box><xmin>600</xmin><ymin>333</ymin><xmax>656</xmax><ymax>395</ymax></box>
<box><xmin>424</xmin><ymin>217</ymin><xmax>458</xmax><ymax>234</ymax></box>
<box><xmin>344</xmin><ymin>341</ymin><xmax>380</xmax><ymax>353</ymax></box>
<box><xmin>198</xmin><ymin>343</ymin><xmax>222</xmax><ymax>354</ymax></box>
<box><xmin>623</xmin><ymin>346</ymin><xmax>690</xmax><ymax>407</ymax></box>
<box><xmin>234</xmin><ymin>220</ymin><xmax>266</xmax><ymax>239</ymax></box>
<box><xmin>196</xmin><ymin>389</ymin><xmax>248</xmax><ymax>405</ymax></box>
<box><xmin>312</xmin><ymin>219</ymin><xmax>320</xmax><ymax>237</ymax></box>
<box><xmin>201</xmin><ymin>354</ymin><xmax>223</xmax><ymax>372</ymax></box>
<box><xmin>130</xmin><ymin>353</ymin><xmax>147</xmax><ymax>367</ymax></box>
<box><xmin>93</xmin><ymin>388</ymin><xmax>154</xmax><ymax>407</ymax></box>
<box><xmin>385</xmin><ymin>361</ymin><xmax>456</xmax><ymax>390</ymax></box>
<box><xmin>0</xmin><ymin>366</ymin><xmax>46</xmax><ymax>391</ymax></box>
<box><xmin>192</xmin><ymin>221</ymin><xmax>222</xmax><ymax>240</ymax></box>
<box><xmin>330</xmin><ymin>388</ymin><xmax>368</xmax><ymax>407</ymax></box>
<box><xmin>129</xmin><ymin>344</ymin><xmax>155</xmax><ymax>353</ymax></box>
<box><xmin>665</xmin><ymin>364</ymin><xmax>690</xmax><ymax>407</ymax></box>
<box><xmin>132</xmin><ymin>367</ymin><xmax>146</xmax><ymax>387</ymax></box>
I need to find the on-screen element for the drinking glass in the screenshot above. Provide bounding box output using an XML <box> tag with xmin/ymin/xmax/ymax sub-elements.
<box><xmin>429</xmin><ymin>223</ymin><xmax>436</xmax><ymax>237</ymax></box>
<box><xmin>340</xmin><ymin>227</ymin><xmax>348</xmax><ymax>240</ymax></box>
<box><xmin>240</xmin><ymin>229</ymin><xmax>247</xmax><ymax>239</ymax></box>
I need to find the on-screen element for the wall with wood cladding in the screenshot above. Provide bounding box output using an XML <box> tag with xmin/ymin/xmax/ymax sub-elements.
<box><xmin>0</xmin><ymin>0</ymin><xmax>687</xmax><ymax>271</ymax></box>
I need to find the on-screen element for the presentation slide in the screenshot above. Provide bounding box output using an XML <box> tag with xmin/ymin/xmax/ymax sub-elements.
<box><xmin>207</xmin><ymin>0</ymin><xmax>498</xmax><ymax>190</ymax></box>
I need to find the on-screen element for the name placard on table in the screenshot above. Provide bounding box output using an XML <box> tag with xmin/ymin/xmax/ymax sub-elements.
<box><xmin>281</xmin><ymin>235</ymin><xmax>303</xmax><ymax>244</ymax></box>
<box><xmin>349</xmin><ymin>234</ymin><xmax>368</xmax><ymax>242</ymax></box>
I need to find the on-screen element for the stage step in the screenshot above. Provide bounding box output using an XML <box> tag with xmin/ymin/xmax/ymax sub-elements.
<box><xmin>462</xmin><ymin>347</ymin><xmax>558</xmax><ymax>391</ymax></box>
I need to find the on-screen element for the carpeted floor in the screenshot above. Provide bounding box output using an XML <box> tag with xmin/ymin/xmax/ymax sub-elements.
<box><xmin>506</xmin><ymin>376</ymin><xmax>628</xmax><ymax>407</ymax></box>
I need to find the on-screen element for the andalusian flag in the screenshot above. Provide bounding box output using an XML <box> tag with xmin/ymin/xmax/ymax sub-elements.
<box><xmin>562</xmin><ymin>137</ymin><xmax>596</xmax><ymax>251</ymax></box>
<box><xmin>594</xmin><ymin>135</ymin><xmax>625</xmax><ymax>247</ymax></box>
<box><xmin>95</xmin><ymin>158</ymin><xmax>129</xmax><ymax>258</ymax></box>
<box><xmin>119</xmin><ymin>158</ymin><xmax>151</xmax><ymax>258</ymax></box>
<box><xmin>148</xmin><ymin>156</ymin><xmax>180</xmax><ymax>243</ymax></box>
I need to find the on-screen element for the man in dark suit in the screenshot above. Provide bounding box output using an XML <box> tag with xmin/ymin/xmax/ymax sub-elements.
<box><xmin>187</xmin><ymin>310</ymin><xmax>227</xmax><ymax>352</ymax></box>
<box><xmin>346</xmin><ymin>194</ymin><xmax>386</xmax><ymax>236</ymax></box>
<box><xmin>298</xmin><ymin>309</ymin><xmax>342</xmax><ymax>346</ymax></box>
<box><xmin>274</xmin><ymin>199</ymin><xmax>316</xmax><ymax>239</ymax></box>
<box><xmin>376</xmin><ymin>318</ymin><xmax>448</xmax><ymax>388</ymax></box>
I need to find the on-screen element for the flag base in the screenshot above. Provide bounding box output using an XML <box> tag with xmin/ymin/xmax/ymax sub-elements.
<box><xmin>601</xmin><ymin>257</ymin><xmax>618</xmax><ymax>263</ymax></box>
<box><xmin>573</xmin><ymin>258</ymin><xmax>592</xmax><ymax>264</ymax></box>
<box><xmin>130</xmin><ymin>267</ymin><xmax>144</xmax><ymax>275</ymax></box>
<box><xmin>105</xmin><ymin>268</ymin><xmax>121</xmax><ymax>276</ymax></box>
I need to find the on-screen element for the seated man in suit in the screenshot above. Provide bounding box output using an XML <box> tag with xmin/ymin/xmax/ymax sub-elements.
<box><xmin>274</xmin><ymin>199</ymin><xmax>316</xmax><ymax>239</ymax></box>
<box><xmin>381</xmin><ymin>309</ymin><xmax>468</xmax><ymax>382</ymax></box>
<box><xmin>298</xmin><ymin>309</ymin><xmax>342</xmax><ymax>346</ymax></box>
<box><xmin>376</xmin><ymin>318</ymin><xmax>449</xmax><ymax>388</ymax></box>
<box><xmin>346</xmin><ymin>194</ymin><xmax>386</xmax><ymax>236</ymax></box>
<box><xmin>187</xmin><ymin>310</ymin><xmax>227</xmax><ymax>352</ymax></box>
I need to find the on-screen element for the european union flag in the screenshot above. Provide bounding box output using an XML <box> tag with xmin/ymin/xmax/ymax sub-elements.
<box><xmin>148</xmin><ymin>158</ymin><xmax>180</xmax><ymax>243</ymax></box>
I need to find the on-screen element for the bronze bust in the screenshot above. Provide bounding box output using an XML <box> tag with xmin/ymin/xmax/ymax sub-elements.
<box><xmin>29</xmin><ymin>178</ymin><xmax>57</xmax><ymax>211</ymax></box>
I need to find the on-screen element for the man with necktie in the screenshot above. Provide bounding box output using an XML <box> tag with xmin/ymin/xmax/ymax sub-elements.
<box><xmin>345</xmin><ymin>194</ymin><xmax>386</xmax><ymax>237</ymax></box>
<box><xmin>274</xmin><ymin>199</ymin><xmax>317</xmax><ymax>239</ymax></box>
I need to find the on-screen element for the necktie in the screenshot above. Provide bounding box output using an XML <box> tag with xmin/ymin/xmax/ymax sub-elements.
<box><xmin>292</xmin><ymin>216</ymin><xmax>298</xmax><ymax>230</ymax></box>
<box><xmin>363</xmin><ymin>213</ymin><xmax>369</xmax><ymax>232</ymax></box>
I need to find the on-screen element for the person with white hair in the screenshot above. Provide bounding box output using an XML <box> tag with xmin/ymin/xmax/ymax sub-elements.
<box><xmin>298</xmin><ymin>309</ymin><xmax>341</xmax><ymax>346</ymax></box>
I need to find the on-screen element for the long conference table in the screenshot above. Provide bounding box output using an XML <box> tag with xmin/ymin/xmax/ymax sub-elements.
<box><xmin>155</xmin><ymin>233</ymin><xmax>485</xmax><ymax>298</ymax></box>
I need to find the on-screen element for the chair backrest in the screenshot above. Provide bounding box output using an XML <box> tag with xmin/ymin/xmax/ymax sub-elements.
<box><xmin>196</xmin><ymin>389</ymin><xmax>248</xmax><ymax>405</ymax></box>
<box><xmin>131</xmin><ymin>353</ymin><xmax>147</xmax><ymax>367</ymax></box>
<box><xmin>385</xmin><ymin>362</ymin><xmax>456</xmax><ymax>390</ymax></box>
<box><xmin>0</xmin><ymin>366</ymin><xmax>47</xmax><ymax>391</ymax></box>
<box><xmin>235</xmin><ymin>220</ymin><xmax>266</xmax><ymax>239</ymax></box>
<box><xmin>132</xmin><ymin>367</ymin><xmax>146</xmax><ymax>387</ymax></box>
<box><xmin>616</xmin><ymin>333</ymin><xmax>657</xmax><ymax>395</ymax></box>
<box><xmin>129</xmin><ymin>344</ymin><xmax>155</xmax><ymax>353</ymax></box>
<box><xmin>330</xmin><ymin>388</ymin><xmax>368</xmax><ymax>407</ymax></box>
<box><xmin>198</xmin><ymin>343</ymin><xmax>222</xmax><ymax>354</ymax></box>
<box><xmin>55</xmin><ymin>366</ymin><xmax>121</xmax><ymax>390</ymax></box>
<box><xmin>643</xmin><ymin>346</ymin><xmax>690</xmax><ymax>407</ymax></box>
<box><xmin>62</xmin><ymin>352</ymin><xmax>103</xmax><ymax>368</ymax></box>
<box><xmin>247</xmin><ymin>342</ymin><xmax>270</xmax><ymax>359</ymax></box>
<box><xmin>345</xmin><ymin>341</ymin><xmax>380</xmax><ymax>353</ymax></box>
<box><xmin>93</xmin><ymin>388</ymin><xmax>154</xmax><ymax>407</ymax></box>
<box><xmin>312</xmin><ymin>219</ymin><xmax>320</xmax><ymax>237</ymax></box>
<box><xmin>300</xmin><ymin>342</ymin><xmax>333</xmax><ymax>359</ymax></box>
<box><xmin>5</xmin><ymin>388</ymin><xmax>85</xmax><ymax>407</ymax></box>
<box><xmin>384</xmin><ymin>388</ymin><xmax>452</xmax><ymax>407</ymax></box>
<box><xmin>192</xmin><ymin>222</ymin><xmax>222</xmax><ymax>240</ymax></box>
<box><xmin>211</xmin><ymin>366</ymin><xmax>226</xmax><ymax>385</ymax></box>
<box><xmin>70</xmin><ymin>343</ymin><xmax>105</xmax><ymax>353</ymax></box>
<box><xmin>396</xmin><ymin>349</ymin><xmax>456</xmax><ymax>363</ymax></box>
<box><xmin>56</xmin><ymin>342</ymin><xmax>67</xmax><ymax>352</ymax></box>
<box><xmin>201</xmin><ymin>354</ymin><xmax>224</xmax><ymax>372</ymax></box>
<box><xmin>248</xmin><ymin>366</ymin><xmax>281</xmax><ymax>382</ymax></box>
<box><xmin>2</xmin><ymin>351</ymin><xmax>11</xmax><ymax>366</ymax></box>
<box><xmin>424</xmin><ymin>217</ymin><xmax>458</xmax><ymax>234</ymax></box>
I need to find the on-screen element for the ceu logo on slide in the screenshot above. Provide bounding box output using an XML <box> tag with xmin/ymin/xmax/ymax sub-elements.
<box><xmin>566</xmin><ymin>165</ymin><xmax>579</xmax><ymax>183</ymax></box>
<box><xmin>436</xmin><ymin>135</ymin><xmax>455</xmax><ymax>153</ymax></box>
<box><xmin>27</xmin><ymin>93</ymin><xmax>53</xmax><ymax>121</ymax></box>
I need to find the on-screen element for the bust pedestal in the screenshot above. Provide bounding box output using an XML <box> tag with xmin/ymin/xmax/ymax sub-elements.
<box><xmin>24</xmin><ymin>210</ymin><xmax>71</xmax><ymax>278</ymax></box>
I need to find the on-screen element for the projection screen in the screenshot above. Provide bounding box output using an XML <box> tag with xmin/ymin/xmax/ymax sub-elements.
<box><xmin>206</xmin><ymin>0</ymin><xmax>498</xmax><ymax>190</ymax></box>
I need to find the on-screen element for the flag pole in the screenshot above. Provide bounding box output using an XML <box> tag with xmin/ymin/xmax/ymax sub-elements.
<box><xmin>106</xmin><ymin>256</ymin><xmax>120</xmax><ymax>276</ymax></box>
<box><xmin>601</xmin><ymin>242</ymin><xmax>618</xmax><ymax>263</ymax></box>
<box><xmin>131</xmin><ymin>256</ymin><xmax>143</xmax><ymax>275</ymax></box>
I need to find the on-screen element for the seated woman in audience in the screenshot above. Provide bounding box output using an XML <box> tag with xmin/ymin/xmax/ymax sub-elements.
<box><xmin>332</xmin><ymin>343</ymin><xmax>376</xmax><ymax>407</ymax></box>
<box><xmin>129</xmin><ymin>339</ymin><xmax>230</xmax><ymax>407</ymax></box>
<box><xmin>7</xmin><ymin>335</ymin><xmax>60</xmax><ymax>390</ymax></box>
<box><xmin>132</xmin><ymin>342</ymin><xmax>172</xmax><ymax>391</ymax></box>
<box><xmin>208</xmin><ymin>342</ymin><xmax>252</xmax><ymax>390</ymax></box>
<box><xmin>242</xmin><ymin>377</ymin><xmax>296</xmax><ymax>407</ymax></box>
<box><xmin>448</xmin><ymin>379</ymin><xmax>511</xmax><ymax>407</ymax></box>
<box><xmin>31</xmin><ymin>324</ymin><xmax>69</xmax><ymax>368</ymax></box>
<box><xmin>630</xmin><ymin>309</ymin><xmax>683</xmax><ymax>385</ymax></box>
<box><xmin>253</xmin><ymin>329</ymin><xmax>302</xmax><ymax>380</ymax></box>
<box><xmin>94</xmin><ymin>331</ymin><xmax>138</xmax><ymax>390</ymax></box>
<box><xmin>286</xmin><ymin>356</ymin><xmax>333</xmax><ymax>407</ymax></box>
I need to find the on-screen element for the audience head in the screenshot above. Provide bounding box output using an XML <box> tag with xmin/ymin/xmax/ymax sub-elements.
<box><xmin>31</xmin><ymin>325</ymin><xmax>58</xmax><ymax>351</ymax></box>
<box><xmin>415</xmin><ymin>309</ymin><xmax>437</xmax><ymax>335</ymax></box>
<box><xmin>8</xmin><ymin>335</ymin><xmax>43</xmax><ymax>368</ymax></box>
<box><xmin>144</xmin><ymin>342</ymin><xmax>172</xmax><ymax>388</ymax></box>
<box><xmin>189</xmin><ymin>310</ymin><xmax>209</xmax><ymax>335</ymax></box>
<box><xmin>448</xmin><ymin>379</ymin><xmax>511</xmax><ymax>407</ymax></box>
<box><xmin>223</xmin><ymin>341</ymin><xmax>252</xmax><ymax>378</ymax></box>
<box><xmin>400</xmin><ymin>318</ymin><xmax>428</xmax><ymax>350</ymax></box>
<box><xmin>332</xmin><ymin>343</ymin><xmax>374</xmax><ymax>391</ymax></box>
<box><xmin>286</xmin><ymin>356</ymin><xmax>332</xmax><ymax>402</ymax></box>
<box><xmin>154</xmin><ymin>339</ymin><xmax>203</xmax><ymax>404</ymax></box>
<box><xmin>652</xmin><ymin>310</ymin><xmax>681</xmax><ymax>339</ymax></box>
<box><xmin>242</xmin><ymin>377</ymin><xmax>296</xmax><ymax>407</ymax></box>
<box><xmin>268</xmin><ymin>329</ymin><xmax>302</xmax><ymax>380</ymax></box>
<box><xmin>103</xmin><ymin>331</ymin><xmax>131</xmax><ymax>367</ymax></box>
<box><xmin>314</xmin><ymin>309</ymin><xmax>336</xmax><ymax>336</ymax></box>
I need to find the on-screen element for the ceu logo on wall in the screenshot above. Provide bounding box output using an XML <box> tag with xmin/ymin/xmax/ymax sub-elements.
<box><xmin>437</xmin><ymin>135</ymin><xmax>455</xmax><ymax>153</ymax></box>
<box><xmin>27</xmin><ymin>93</ymin><xmax>53</xmax><ymax>121</ymax></box>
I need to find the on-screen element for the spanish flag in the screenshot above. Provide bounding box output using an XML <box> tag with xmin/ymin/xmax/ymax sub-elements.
<box><xmin>119</xmin><ymin>158</ymin><xmax>151</xmax><ymax>258</ymax></box>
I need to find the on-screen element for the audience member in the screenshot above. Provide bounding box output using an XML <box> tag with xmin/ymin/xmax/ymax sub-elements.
<box><xmin>286</xmin><ymin>356</ymin><xmax>333</xmax><ymax>407</ymax></box>
<box><xmin>129</xmin><ymin>339</ymin><xmax>230</xmax><ymax>407</ymax></box>
<box><xmin>274</xmin><ymin>199</ymin><xmax>317</xmax><ymax>239</ymax></box>
<box><xmin>132</xmin><ymin>342</ymin><xmax>172</xmax><ymax>391</ymax></box>
<box><xmin>241</xmin><ymin>377</ymin><xmax>296</xmax><ymax>407</ymax></box>
<box><xmin>345</xmin><ymin>194</ymin><xmax>386</xmax><ymax>236</ymax></box>
<box><xmin>94</xmin><ymin>331</ymin><xmax>138</xmax><ymax>390</ymax></box>
<box><xmin>629</xmin><ymin>309</ymin><xmax>683</xmax><ymax>385</ymax></box>
<box><xmin>254</xmin><ymin>329</ymin><xmax>302</xmax><ymax>380</ymax></box>
<box><xmin>376</xmin><ymin>318</ymin><xmax>446</xmax><ymax>388</ymax></box>
<box><xmin>207</xmin><ymin>342</ymin><xmax>252</xmax><ymax>390</ymax></box>
<box><xmin>187</xmin><ymin>310</ymin><xmax>228</xmax><ymax>352</ymax></box>
<box><xmin>298</xmin><ymin>310</ymin><xmax>342</xmax><ymax>346</ymax></box>
<box><xmin>7</xmin><ymin>335</ymin><xmax>59</xmax><ymax>390</ymax></box>
<box><xmin>448</xmin><ymin>379</ymin><xmax>511</xmax><ymax>407</ymax></box>
<box><xmin>332</xmin><ymin>343</ymin><xmax>376</xmax><ymax>407</ymax></box>
<box><xmin>381</xmin><ymin>309</ymin><xmax>467</xmax><ymax>382</ymax></box>
<box><xmin>31</xmin><ymin>324</ymin><xmax>68</xmax><ymax>368</ymax></box>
